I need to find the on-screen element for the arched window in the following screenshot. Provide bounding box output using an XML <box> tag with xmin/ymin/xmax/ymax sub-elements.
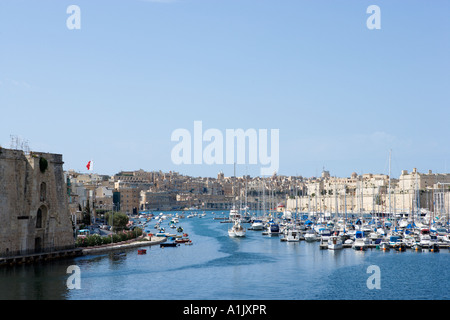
<box><xmin>40</xmin><ymin>182</ymin><xmax>46</xmax><ymax>202</ymax></box>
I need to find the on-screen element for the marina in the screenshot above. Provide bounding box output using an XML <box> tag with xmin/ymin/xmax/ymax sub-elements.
<box><xmin>0</xmin><ymin>209</ymin><xmax>449</xmax><ymax>300</ymax></box>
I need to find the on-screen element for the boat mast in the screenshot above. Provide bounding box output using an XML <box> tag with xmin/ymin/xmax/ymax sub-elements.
<box><xmin>262</xmin><ymin>178</ymin><xmax>266</xmax><ymax>218</ymax></box>
<box><xmin>344</xmin><ymin>184</ymin><xmax>347</xmax><ymax>231</ymax></box>
<box><xmin>388</xmin><ymin>149</ymin><xmax>392</xmax><ymax>228</ymax></box>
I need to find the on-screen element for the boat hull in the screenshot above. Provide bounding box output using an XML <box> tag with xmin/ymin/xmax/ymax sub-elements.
<box><xmin>160</xmin><ymin>243</ymin><xmax>179</xmax><ymax>248</ymax></box>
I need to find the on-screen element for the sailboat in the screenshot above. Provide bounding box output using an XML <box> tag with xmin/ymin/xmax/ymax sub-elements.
<box><xmin>229</xmin><ymin>205</ymin><xmax>239</xmax><ymax>221</ymax></box>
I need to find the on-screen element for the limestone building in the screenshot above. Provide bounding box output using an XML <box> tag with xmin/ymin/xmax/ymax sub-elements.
<box><xmin>0</xmin><ymin>148</ymin><xmax>75</xmax><ymax>257</ymax></box>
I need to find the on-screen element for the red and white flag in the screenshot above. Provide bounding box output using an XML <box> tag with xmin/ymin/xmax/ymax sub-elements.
<box><xmin>86</xmin><ymin>160</ymin><xmax>93</xmax><ymax>171</ymax></box>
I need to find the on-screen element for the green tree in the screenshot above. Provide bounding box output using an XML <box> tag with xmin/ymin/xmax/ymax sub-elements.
<box><xmin>105</xmin><ymin>211</ymin><xmax>129</xmax><ymax>231</ymax></box>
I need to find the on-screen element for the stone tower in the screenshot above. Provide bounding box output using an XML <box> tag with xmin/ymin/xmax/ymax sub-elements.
<box><xmin>0</xmin><ymin>148</ymin><xmax>75</xmax><ymax>257</ymax></box>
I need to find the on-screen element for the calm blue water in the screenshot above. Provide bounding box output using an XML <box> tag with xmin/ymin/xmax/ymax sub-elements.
<box><xmin>0</xmin><ymin>211</ymin><xmax>449</xmax><ymax>300</ymax></box>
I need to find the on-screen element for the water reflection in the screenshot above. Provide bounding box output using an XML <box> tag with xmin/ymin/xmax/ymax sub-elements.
<box><xmin>0</xmin><ymin>259</ymin><xmax>76</xmax><ymax>300</ymax></box>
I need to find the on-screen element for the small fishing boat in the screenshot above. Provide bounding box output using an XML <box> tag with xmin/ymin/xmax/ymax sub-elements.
<box><xmin>177</xmin><ymin>226</ymin><xmax>184</xmax><ymax>233</ymax></box>
<box><xmin>137</xmin><ymin>249</ymin><xmax>147</xmax><ymax>254</ymax></box>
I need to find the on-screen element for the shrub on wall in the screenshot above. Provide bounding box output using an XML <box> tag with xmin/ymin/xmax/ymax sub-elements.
<box><xmin>39</xmin><ymin>157</ymin><xmax>48</xmax><ymax>173</ymax></box>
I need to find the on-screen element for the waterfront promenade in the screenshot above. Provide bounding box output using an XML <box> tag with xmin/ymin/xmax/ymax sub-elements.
<box><xmin>0</xmin><ymin>234</ymin><xmax>166</xmax><ymax>266</ymax></box>
<box><xmin>81</xmin><ymin>235</ymin><xmax>166</xmax><ymax>255</ymax></box>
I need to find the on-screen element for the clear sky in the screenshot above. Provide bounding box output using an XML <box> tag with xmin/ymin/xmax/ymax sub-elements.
<box><xmin>0</xmin><ymin>0</ymin><xmax>449</xmax><ymax>179</ymax></box>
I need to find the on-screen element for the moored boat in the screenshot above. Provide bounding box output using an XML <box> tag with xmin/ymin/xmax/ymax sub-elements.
<box><xmin>266</xmin><ymin>221</ymin><xmax>280</xmax><ymax>236</ymax></box>
<box><xmin>282</xmin><ymin>227</ymin><xmax>301</xmax><ymax>242</ymax></box>
<box><xmin>175</xmin><ymin>238</ymin><xmax>191</xmax><ymax>243</ymax></box>
<box><xmin>393</xmin><ymin>242</ymin><xmax>406</xmax><ymax>252</ymax></box>
<box><xmin>251</xmin><ymin>220</ymin><xmax>264</xmax><ymax>231</ymax></box>
<box><xmin>160</xmin><ymin>242</ymin><xmax>179</xmax><ymax>248</ymax></box>
<box><xmin>304</xmin><ymin>229</ymin><xmax>318</xmax><ymax>242</ymax></box>
<box><xmin>352</xmin><ymin>231</ymin><xmax>368</xmax><ymax>251</ymax></box>
<box><xmin>429</xmin><ymin>243</ymin><xmax>440</xmax><ymax>252</ymax></box>
<box><xmin>379</xmin><ymin>241</ymin><xmax>390</xmax><ymax>251</ymax></box>
<box><xmin>328</xmin><ymin>235</ymin><xmax>343</xmax><ymax>250</ymax></box>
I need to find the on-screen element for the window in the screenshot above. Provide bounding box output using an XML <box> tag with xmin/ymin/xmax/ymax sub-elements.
<box><xmin>36</xmin><ymin>205</ymin><xmax>47</xmax><ymax>229</ymax></box>
<box><xmin>40</xmin><ymin>182</ymin><xmax>46</xmax><ymax>202</ymax></box>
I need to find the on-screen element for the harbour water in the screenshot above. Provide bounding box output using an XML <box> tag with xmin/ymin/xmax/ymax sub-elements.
<box><xmin>0</xmin><ymin>211</ymin><xmax>449</xmax><ymax>300</ymax></box>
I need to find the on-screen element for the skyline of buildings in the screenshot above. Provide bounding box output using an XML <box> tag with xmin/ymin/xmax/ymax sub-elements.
<box><xmin>66</xmin><ymin>166</ymin><xmax>450</xmax><ymax>225</ymax></box>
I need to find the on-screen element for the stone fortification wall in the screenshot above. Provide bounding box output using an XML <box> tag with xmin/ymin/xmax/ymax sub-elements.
<box><xmin>0</xmin><ymin>148</ymin><xmax>74</xmax><ymax>257</ymax></box>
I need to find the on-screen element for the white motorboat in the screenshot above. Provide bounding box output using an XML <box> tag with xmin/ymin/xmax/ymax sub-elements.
<box><xmin>283</xmin><ymin>227</ymin><xmax>301</xmax><ymax>242</ymax></box>
<box><xmin>328</xmin><ymin>235</ymin><xmax>343</xmax><ymax>250</ymax></box>
<box><xmin>419</xmin><ymin>229</ymin><xmax>432</xmax><ymax>247</ymax></box>
<box><xmin>251</xmin><ymin>220</ymin><xmax>264</xmax><ymax>231</ymax></box>
<box><xmin>228</xmin><ymin>219</ymin><xmax>246</xmax><ymax>237</ymax></box>
<box><xmin>304</xmin><ymin>229</ymin><xmax>317</xmax><ymax>242</ymax></box>
<box><xmin>352</xmin><ymin>231</ymin><xmax>368</xmax><ymax>251</ymax></box>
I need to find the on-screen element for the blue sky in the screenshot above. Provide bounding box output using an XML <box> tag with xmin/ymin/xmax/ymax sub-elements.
<box><xmin>0</xmin><ymin>0</ymin><xmax>449</xmax><ymax>179</ymax></box>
